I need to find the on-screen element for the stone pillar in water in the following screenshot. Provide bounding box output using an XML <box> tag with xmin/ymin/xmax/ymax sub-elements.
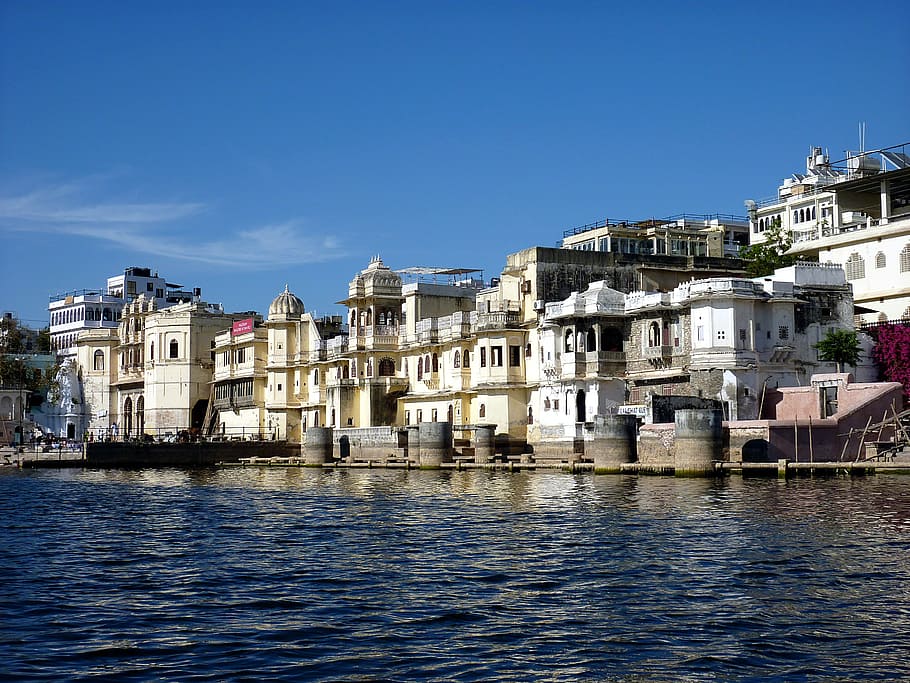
<box><xmin>674</xmin><ymin>409</ymin><xmax>722</xmax><ymax>477</ymax></box>
<box><xmin>418</xmin><ymin>421</ymin><xmax>453</xmax><ymax>467</ymax></box>
<box><xmin>590</xmin><ymin>414</ymin><xmax>637</xmax><ymax>474</ymax></box>
<box><xmin>304</xmin><ymin>426</ymin><xmax>334</xmax><ymax>465</ymax></box>
<box><xmin>473</xmin><ymin>424</ymin><xmax>495</xmax><ymax>464</ymax></box>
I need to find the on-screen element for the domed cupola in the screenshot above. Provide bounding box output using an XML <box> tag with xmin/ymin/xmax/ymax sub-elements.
<box><xmin>269</xmin><ymin>284</ymin><xmax>305</xmax><ymax>320</ymax></box>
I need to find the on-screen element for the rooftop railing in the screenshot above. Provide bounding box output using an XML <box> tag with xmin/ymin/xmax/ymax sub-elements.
<box><xmin>563</xmin><ymin>213</ymin><xmax>748</xmax><ymax>238</ymax></box>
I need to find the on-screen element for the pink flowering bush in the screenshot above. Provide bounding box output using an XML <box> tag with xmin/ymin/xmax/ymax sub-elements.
<box><xmin>872</xmin><ymin>324</ymin><xmax>910</xmax><ymax>399</ymax></box>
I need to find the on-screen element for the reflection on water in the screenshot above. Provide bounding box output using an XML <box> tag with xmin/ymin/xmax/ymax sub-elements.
<box><xmin>2</xmin><ymin>468</ymin><xmax>910</xmax><ymax>682</ymax></box>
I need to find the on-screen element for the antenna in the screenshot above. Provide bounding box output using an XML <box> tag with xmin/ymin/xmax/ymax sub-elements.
<box><xmin>859</xmin><ymin>121</ymin><xmax>866</xmax><ymax>153</ymax></box>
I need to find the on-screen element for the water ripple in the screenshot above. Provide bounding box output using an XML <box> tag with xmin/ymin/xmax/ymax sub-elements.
<box><xmin>2</xmin><ymin>468</ymin><xmax>910</xmax><ymax>681</ymax></box>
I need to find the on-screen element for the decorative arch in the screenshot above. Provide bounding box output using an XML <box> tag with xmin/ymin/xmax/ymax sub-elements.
<box><xmin>453</xmin><ymin>350</ymin><xmax>461</xmax><ymax>368</ymax></box>
<box><xmin>93</xmin><ymin>350</ymin><xmax>104</xmax><ymax>371</ymax></box>
<box><xmin>463</xmin><ymin>350</ymin><xmax>470</xmax><ymax>368</ymax></box>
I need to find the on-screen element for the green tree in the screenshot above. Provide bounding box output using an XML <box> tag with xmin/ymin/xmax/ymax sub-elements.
<box><xmin>0</xmin><ymin>315</ymin><xmax>24</xmax><ymax>354</ymax></box>
<box><xmin>739</xmin><ymin>217</ymin><xmax>801</xmax><ymax>277</ymax></box>
<box><xmin>814</xmin><ymin>329</ymin><xmax>862</xmax><ymax>373</ymax></box>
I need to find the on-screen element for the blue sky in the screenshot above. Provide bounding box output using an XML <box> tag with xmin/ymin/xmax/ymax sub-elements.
<box><xmin>2</xmin><ymin>1</ymin><xmax>908</xmax><ymax>328</ymax></box>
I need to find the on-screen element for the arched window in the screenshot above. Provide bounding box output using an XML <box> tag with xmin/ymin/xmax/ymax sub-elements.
<box><xmin>479</xmin><ymin>404</ymin><xmax>486</xmax><ymax>418</ymax></box>
<box><xmin>93</xmin><ymin>350</ymin><xmax>104</xmax><ymax>371</ymax></box>
<box><xmin>648</xmin><ymin>321</ymin><xmax>660</xmax><ymax>347</ymax></box>
<box><xmin>793</xmin><ymin>210</ymin><xmax>799</xmax><ymax>224</ymax></box>
<box><xmin>314</xmin><ymin>369</ymin><xmax>319</xmax><ymax>384</ymax></box>
<box><xmin>799</xmin><ymin>208</ymin><xmax>805</xmax><ymax>222</ymax></box>
<box><xmin>453</xmin><ymin>350</ymin><xmax>461</xmax><ymax>368</ymax></box>
<box><xmin>424</xmin><ymin>354</ymin><xmax>431</xmax><ymax>374</ymax></box>
<box><xmin>844</xmin><ymin>253</ymin><xmax>865</xmax><ymax>281</ymax></box>
<box><xmin>876</xmin><ymin>251</ymin><xmax>886</xmax><ymax>269</ymax></box>
<box><xmin>901</xmin><ymin>244</ymin><xmax>910</xmax><ymax>273</ymax></box>
<box><xmin>169</xmin><ymin>339</ymin><xmax>179</xmax><ymax>358</ymax></box>
<box><xmin>150</xmin><ymin>341</ymin><xmax>154</xmax><ymax>360</ymax></box>
<box><xmin>528</xmin><ymin>406</ymin><xmax>534</xmax><ymax>425</ymax></box>
<box><xmin>564</xmin><ymin>330</ymin><xmax>574</xmax><ymax>352</ymax></box>
<box><xmin>379</xmin><ymin>358</ymin><xmax>394</xmax><ymax>376</ymax></box>
<box><xmin>463</xmin><ymin>350</ymin><xmax>470</xmax><ymax>369</ymax></box>
<box><xmin>811</xmin><ymin>206</ymin><xmax>816</xmax><ymax>220</ymax></box>
<box><xmin>417</xmin><ymin>357</ymin><xmax>423</xmax><ymax>380</ymax></box>
<box><xmin>525</xmin><ymin>343</ymin><xmax>532</xmax><ymax>358</ymax></box>
<box><xmin>432</xmin><ymin>353</ymin><xmax>438</xmax><ymax>372</ymax></box>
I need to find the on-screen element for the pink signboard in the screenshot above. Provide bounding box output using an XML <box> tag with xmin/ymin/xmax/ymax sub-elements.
<box><xmin>232</xmin><ymin>318</ymin><xmax>254</xmax><ymax>336</ymax></box>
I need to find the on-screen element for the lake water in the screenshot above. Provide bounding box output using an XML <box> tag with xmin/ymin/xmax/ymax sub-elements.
<box><xmin>1</xmin><ymin>467</ymin><xmax>909</xmax><ymax>682</ymax></box>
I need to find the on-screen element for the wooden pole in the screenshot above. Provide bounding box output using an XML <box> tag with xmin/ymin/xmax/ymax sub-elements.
<box><xmin>808</xmin><ymin>415</ymin><xmax>814</xmax><ymax>464</ymax></box>
<box><xmin>856</xmin><ymin>415</ymin><xmax>873</xmax><ymax>462</ymax></box>
<box><xmin>840</xmin><ymin>428</ymin><xmax>853</xmax><ymax>462</ymax></box>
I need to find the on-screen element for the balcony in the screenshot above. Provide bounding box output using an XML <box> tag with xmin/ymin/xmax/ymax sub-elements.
<box><xmin>474</xmin><ymin>310</ymin><xmax>521</xmax><ymax>331</ymax></box>
<box><xmin>642</xmin><ymin>345</ymin><xmax>674</xmax><ymax>359</ymax></box>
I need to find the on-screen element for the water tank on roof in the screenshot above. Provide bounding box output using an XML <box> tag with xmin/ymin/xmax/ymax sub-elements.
<box><xmin>847</xmin><ymin>152</ymin><xmax>882</xmax><ymax>175</ymax></box>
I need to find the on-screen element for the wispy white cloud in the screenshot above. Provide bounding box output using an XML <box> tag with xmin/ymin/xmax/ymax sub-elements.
<box><xmin>0</xmin><ymin>178</ymin><xmax>343</xmax><ymax>267</ymax></box>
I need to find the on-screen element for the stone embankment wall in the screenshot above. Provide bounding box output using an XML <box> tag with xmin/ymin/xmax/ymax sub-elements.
<box><xmin>85</xmin><ymin>440</ymin><xmax>299</xmax><ymax>467</ymax></box>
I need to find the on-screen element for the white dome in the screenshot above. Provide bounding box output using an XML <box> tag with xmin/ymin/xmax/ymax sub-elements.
<box><xmin>269</xmin><ymin>285</ymin><xmax>304</xmax><ymax>318</ymax></box>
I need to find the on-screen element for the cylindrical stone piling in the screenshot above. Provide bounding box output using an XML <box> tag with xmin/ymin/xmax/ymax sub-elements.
<box><xmin>418</xmin><ymin>421</ymin><xmax>453</xmax><ymax>467</ymax></box>
<box><xmin>591</xmin><ymin>414</ymin><xmax>638</xmax><ymax>474</ymax></box>
<box><xmin>473</xmin><ymin>424</ymin><xmax>495</xmax><ymax>464</ymax></box>
<box><xmin>674</xmin><ymin>409</ymin><xmax>723</xmax><ymax>477</ymax></box>
<box><xmin>304</xmin><ymin>426</ymin><xmax>334</xmax><ymax>465</ymax></box>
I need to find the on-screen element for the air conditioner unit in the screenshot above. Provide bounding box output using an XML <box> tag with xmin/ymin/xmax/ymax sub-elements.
<box><xmin>533</xmin><ymin>300</ymin><xmax>545</xmax><ymax>311</ymax></box>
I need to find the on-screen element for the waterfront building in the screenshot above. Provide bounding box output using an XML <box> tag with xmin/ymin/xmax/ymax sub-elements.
<box><xmin>211</xmin><ymin>317</ymin><xmax>268</xmax><ymax>439</ymax></box>
<box><xmin>263</xmin><ymin>285</ymin><xmax>345</xmax><ymax>442</ymax></box>
<box><xmin>74</xmin><ymin>296</ymin><xmax>251</xmax><ymax>440</ymax></box>
<box><xmin>532</xmin><ymin>282</ymin><xmax>629</xmax><ymax>446</ymax></box>
<box><xmin>623</xmin><ymin>262</ymin><xmax>874</xmax><ymax>421</ymax></box>
<box><xmin>746</xmin><ymin>143</ymin><xmax>910</xmax><ymax>323</ymax></box>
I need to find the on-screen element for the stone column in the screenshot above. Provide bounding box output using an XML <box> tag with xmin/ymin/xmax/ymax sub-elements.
<box><xmin>590</xmin><ymin>414</ymin><xmax>637</xmax><ymax>474</ymax></box>
<box><xmin>473</xmin><ymin>424</ymin><xmax>495</xmax><ymax>463</ymax></box>
<box><xmin>674</xmin><ymin>409</ymin><xmax>722</xmax><ymax>477</ymax></box>
<box><xmin>418</xmin><ymin>421</ymin><xmax>453</xmax><ymax>468</ymax></box>
<box><xmin>304</xmin><ymin>426</ymin><xmax>334</xmax><ymax>465</ymax></box>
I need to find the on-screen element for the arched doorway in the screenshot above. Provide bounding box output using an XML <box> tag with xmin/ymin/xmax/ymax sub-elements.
<box><xmin>136</xmin><ymin>395</ymin><xmax>145</xmax><ymax>436</ymax></box>
<box><xmin>575</xmin><ymin>389</ymin><xmax>586</xmax><ymax>423</ymax></box>
<box><xmin>191</xmin><ymin>400</ymin><xmax>208</xmax><ymax>430</ymax></box>
<box><xmin>123</xmin><ymin>397</ymin><xmax>133</xmax><ymax>437</ymax></box>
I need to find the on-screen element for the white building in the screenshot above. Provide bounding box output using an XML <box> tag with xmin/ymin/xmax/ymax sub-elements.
<box><xmin>48</xmin><ymin>266</ymin><xmax>198</xmax><ymax>357</ymax></box>
<box><xmin>746</xmin><ymin>143</ymin><xmax>910</xmax><ymax>323</ymax></box>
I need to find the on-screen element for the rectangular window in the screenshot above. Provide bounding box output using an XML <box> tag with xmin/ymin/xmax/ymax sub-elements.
<box><xmin>432</xmin><ymin>409</ymin><xmax>438</xmax><ymax>422</ymax></box>
<box><xmin>127</xmin><ymin>280</ymin><xmax>137</xmax><ymax>295</ymax></box>
<box><xmin>492</xmin><ymin>346</ymin><xmax>503</xmax><ymax>367</ymax></box>
<box><xmin>480</xmin><ymin>347</ymin><xmax>487</xmax><ymax>367</ymax></box>
<box><xmin>510</xmin><ymin>345</ymin><xmax>521</xmax><ymax>366</ymax></box>
<box><xmin>779</xmin><ymin>326</ymin><xmax>789</xmax><ymax>340</ymax></box>
<box><xmin>155</xmin><ymin>288</ymin><xmax>163</xmax><ymax>298</ymax></box>
<box><xmin>416</xmin><ymin>410</ymin><xmax>423</xmax><ymax>423</ymax></box>
<box><xmin>277</xmin><ymin>383</ymin><xmax>282</xmax><ymax>391</ymax></box>
<box><xmin>405</xmin><ymin>411</ymin><xmax>410</xmax><ymax>425</ymax></box>
<box><xmin>146</xmin><ymin>282</ymin><xmax>154</xmax><ymax>291</ymax></box>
